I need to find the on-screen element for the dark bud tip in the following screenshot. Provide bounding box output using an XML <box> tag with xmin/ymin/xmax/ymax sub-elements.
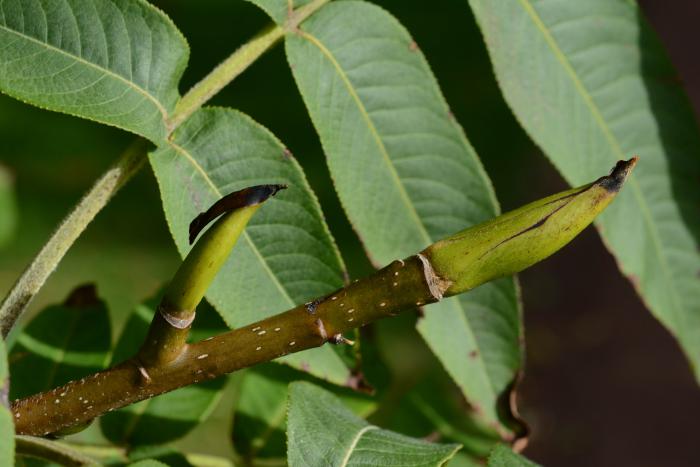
<box><xmin>599</xmin><ymin>156</ymin><xmax>638</xmax><ymax>192</ymax></box>
<box><xmin>188</xmin><ymin>184</ymin><xmax>287</xmax><ymax>245</ymax></box>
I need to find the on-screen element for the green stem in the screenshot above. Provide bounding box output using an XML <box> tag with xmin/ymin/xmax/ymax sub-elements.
<box><xmin>15</xmin><ymin>435</ymin><xmax>98</xmax><ymax>466</ymax></box>
<box><xmin>0</xmin><ymin>140</ymin><xmax>147</xmax><ymax>338</ymax></box>
<box><xmin>138</xmin><ymin>184</ymin><xmax>283</xmax><ymax>367</ymax></box>
<box><xmin>138</xmin><ymin>205</ymin><xmax>260</xmax><ymax>367</ymax></box>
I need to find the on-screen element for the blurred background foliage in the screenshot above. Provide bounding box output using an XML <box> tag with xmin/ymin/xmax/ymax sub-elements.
<box><xmin>1</xmin><ymin>0</ymin><xmax>699</xmax><ymax>465</ymax></box>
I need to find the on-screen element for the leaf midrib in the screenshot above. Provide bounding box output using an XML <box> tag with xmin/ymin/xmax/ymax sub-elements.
<box><xmin>0</xmin><ymin>23</ymin><xmax>168</xmax><ymax>121</ymax></box>
<box><xmin>340</xmin><ymin>425</ymin><xmax>377</xmax><ymax>467</ymax></box>
<box><xmin>516</xmin><ymin>0</ymin><xmax>682</xmax><ymax>318</ymax></box>
<box><xmin>168</xmin><ymin>141</ymin><xmax>296</xmax><ymax>308</ymax></box>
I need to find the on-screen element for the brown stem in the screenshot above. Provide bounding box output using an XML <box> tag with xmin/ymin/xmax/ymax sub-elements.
<box><xmin>11</xmin><ymin>255</ymin><xmax>436</xmax><ymax>436</ymax></box>
<box><xmin>10</xmin><ymin>160</ymin><xmax>634</xmax><ymax>437</ymax></box>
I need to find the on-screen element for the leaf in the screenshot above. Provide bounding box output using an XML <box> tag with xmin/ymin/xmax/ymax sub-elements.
<box><xmin>100</xmin><ymin>294</ymin><xmax>227</xmax><ymax>446</ymax></box>
<box><xmin>468</xmin><ymin>0</ymin><xmax>700</xmax><ymax>380</ymax></box>
<box><xmin>0</xmin><ymin>0</ymin><xmax>188</xmax><ymax>143</ymax></box>
<box><xmin>233</xmin><ymin>366</ymin><xmax>288</xmax><ymax>462</ymax></box>
<box><xmin>0</xmin><ymin>340</ymin><xmax>13</xmax><ymax>467</ymax></box>
<box><xmin>149</xmin><ymin>107</ymin><xmax>352</xmax><ymax>385</ymax></box>
<box><xmin>383</xmin><ymin>370</ymin><xmax>501</xmax><ymax>461</ymax></box>
<box><xmin>287</xmin><ymin>381</ymin><xmax>460</xmax><ymax>467</ymax></box>
<box><xmin>232</xmin><ymin>364</ymin><xmax>376</xmax><ymax>463</ymax></box>
<box><xmin>9</xmin><ymin>284</ymin><xmax>111</xmax><ymax>400</ymax></box>
<box><xmin>129</xmin><ymin>460</ymin><xmax>170</xmax><ymax>467</ymax></box>
<box><xmin>128</xmin><ymin>445</ymin><xmax>195</xmax><ymax>467</ymax></box>
<box><xmin>285</xmin><ymin>0</ymin><xmax>522</xmax><ymax>433</ymax></box>
<box><xmin>487</xmin><ymin>445</ymin><xmax>539</xmax><ymax>467</ymax></box>
<box><xmin>0</xmin><ymin>165</ymin><xmax>16</xmax><ymax>248</ymax></box>
<box><xmin>245</xmin><ymin>0</ymin><xmax>315</xmax><ymax>25</ymax></box>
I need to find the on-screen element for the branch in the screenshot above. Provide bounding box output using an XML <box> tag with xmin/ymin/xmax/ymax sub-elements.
<box><xmin>9</xmin><ymin>159</ymin><xmax>637</xmax><ymax>437</ymax></box>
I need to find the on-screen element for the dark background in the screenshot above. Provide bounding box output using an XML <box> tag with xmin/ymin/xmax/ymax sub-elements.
<box><xmin>0</xmin><ymin>1</ymin><xmax>698</xmax><ymax>465</ymax></box>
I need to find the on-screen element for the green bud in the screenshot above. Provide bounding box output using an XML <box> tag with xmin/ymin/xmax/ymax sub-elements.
<box><xmin>423</xmin><ymin>158</ymin><xmax>637</xmax><ymax>297</ymax></box>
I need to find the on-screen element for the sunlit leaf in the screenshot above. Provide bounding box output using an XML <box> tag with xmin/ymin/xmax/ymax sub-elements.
<box><xmin>150</xmin><ymin>107</ymin><xmax>352</xmax><ymax>385</ymax></box>
<box><xmin>468</xmin><ymin>0</ymin><xmax>700</xmax><ymax>380</ymax></box>
<box><xmin>0</xmin><ymin>0</ymin><xmax>188</xmax><ymax>143</ymax></box>
<box><xmin>286</xmin><ymin>0</ymin><xmax>521</xmax><ymax>433</ymax></box>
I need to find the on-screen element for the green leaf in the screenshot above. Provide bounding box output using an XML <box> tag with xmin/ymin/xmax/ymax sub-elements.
<box><xmin>285</xmin><ymin>0</ymin><xmax>521</xmax><ymax>432</ymax></box>
<box><xmin>0</xmin><ymin>340</ymin><xmax>13</xmax><ymax>466</ymax></box>
<box><xmin>0</xmin><ymin>165</ymin><xmax>16</xmax><ymax>248</ymax></box>
<box><xmin>150</xmin><ymin>107</ymin><xmax>351</xmax><ymax>385</ymax></box>
<box><xmin>129</xmin><ymin>460</ymin><xmax>170</xmax><ymax>467</ymax></box>
<box><xmin>128</xmin><ymin>445</ymin><xmax>194</xmax><ymax>467</ymax></box>
<box><xmin>468</xmin><ymin>0</ymin><xmax>700</xmax><ymax>380</ymax></box>
<box><xmin>287</xmin><ymin>381</ymin><xmax>460</xmax><ymax>466</ymax></box>
<box><xmin>9</xmin><ymin>284</ymin><xmax>111</xmax><ymax>400</ymax></box>
<box><xmin>100</xmin><ymin>294</ymin><xmax>227</xmax><ymax>446</ymax></box>
<box><xmin>383</xmin><ymin>371</ymin><xmax>501</xmax><ymax>460</ymax></box>
<box><xmin>487</xmin><ymin>445</ymin><xmax>539</xmax><ymax>467</ymax></box>
<box><xmin>245</xmin><ymin>0</ymin><xmax>315</xmax><ymax>25</ymax></box>
<box><xmin>0</xmin><ymin>0</ymin><xmax>188</xmax><ymax>143</ymax></box>
<box><xmin>233</xmin><ymin>367</ymin><xmax>288</xmax><ymax>462</ymax></box>
<box><xmin>233</xmin><ymin>364</ymin><xmax>376</xmax><ymax>463</ymax></box>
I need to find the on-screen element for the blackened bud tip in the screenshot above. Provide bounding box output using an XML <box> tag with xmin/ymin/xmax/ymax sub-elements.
<box><xmin>188</xmin><ymin>184</ymin><xmax>288</xmax><ymax>245</ymax></box>
<box><xmin>600</xmin><ymin>157</ymin><xmax>638</xmax><ymax>192</ymax></box>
